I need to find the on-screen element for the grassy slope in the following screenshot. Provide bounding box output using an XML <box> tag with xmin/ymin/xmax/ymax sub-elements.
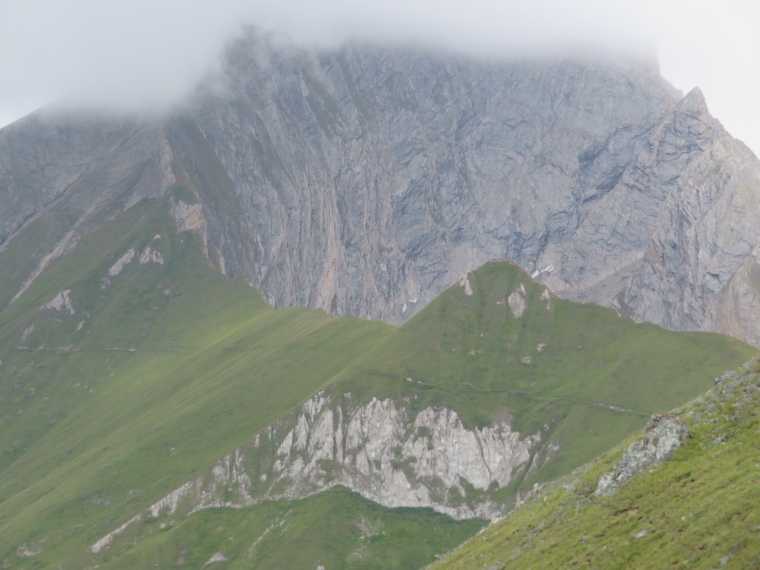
<box><xmin>98</xmin><ymin>487</ymin><xmax>485</xmax><ymax>570</ymax></box>
<box><xmin>334</xmin><ymin>261</ymin><xmax>756</xmax><ymax>487</ymax></box>
<box><xmin>89</xmin><ymin>262</ymin><xmax>756</xmax><ymax>568</ymax></box>
<box><xmin>0</xmin><ymin>198</ymin><xmax>755</xmax><ymax>568</ymax></box>
<box><xmin>433</xmin><ymin>360</ymin><xmax>760</xmax><ymax>569</ymax></box>
<box><xmin>0</xmin><ymin>199</ymin><xmax>395</xmax><ymax>568</ymax></box>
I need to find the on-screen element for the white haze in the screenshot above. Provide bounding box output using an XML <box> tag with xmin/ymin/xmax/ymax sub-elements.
<box><xmin>0</xmin><ymin>0</ymin><xmax>758</xmax><ymax>153</ymax></box>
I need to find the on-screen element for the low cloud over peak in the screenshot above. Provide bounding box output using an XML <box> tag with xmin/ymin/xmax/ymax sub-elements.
<box><xmin>0</xmin><ymin>0</ymin><xmax>651</xmax><ymax>118</ymax></box>
<box><xmin>1</xmin><ymin>0</ymin><xmax>758</xmax><ymax>155</ymax></box>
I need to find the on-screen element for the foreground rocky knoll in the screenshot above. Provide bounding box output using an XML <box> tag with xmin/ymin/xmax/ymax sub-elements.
<box><xmin>434</xmin><ymin>358</ymin><xmax>760</xmax><ymax>568</ymax></box>
<box><xmin>2</xmin><ymin>29</ymin><xmax>760</xmax><ymax>344</ymax></box>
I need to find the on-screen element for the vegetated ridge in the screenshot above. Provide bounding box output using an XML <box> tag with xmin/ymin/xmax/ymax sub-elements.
<box><xmin>0</xmin><ymin>195</ymin><xmax>753</xmax><ymax>568</ymax></box>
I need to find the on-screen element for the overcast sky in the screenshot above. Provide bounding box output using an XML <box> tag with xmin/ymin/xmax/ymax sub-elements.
<box><xmin>0</xmin><ymin>0</ymin><xmax>758</xmax><ymax>154</ymax></box>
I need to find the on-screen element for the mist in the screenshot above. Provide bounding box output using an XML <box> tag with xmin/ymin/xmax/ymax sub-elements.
<box><xmin>1</xmin><ymin>0</ymin><xmax>758</xmax><ymax>153</ymax></box>
<box><xmin>0</xmin><ymin>0</ymin><xmax>648</xmax><ymax>115</ymax></box>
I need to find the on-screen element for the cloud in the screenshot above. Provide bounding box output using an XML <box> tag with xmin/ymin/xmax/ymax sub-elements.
<box><xmin>257</xmin><ymin>0</ymin><xmax>651</xmax><ymax>54</ymax></box>
<box><xmin>637</xmin><ymin>0</ymin><xmax>760</xmax><ymax>153</ymax></box>
<box><xmin>0</xmin><ymin>0</ymin><xmax>253</xmax><ymax>115</ymax></box>
<box><xmin>0</xmin><ymin>0</ymin><xmax>652</xmax><ymax>115</ymax></box>
<box><xmin>0</xmin><ymin>0</ymin><xmax>758</xmax><ymax>155</ymax></box>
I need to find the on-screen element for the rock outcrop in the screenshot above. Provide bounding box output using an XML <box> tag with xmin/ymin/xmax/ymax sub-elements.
<box><xmin>2</xmin><ymin>29</ymin><xmax>760</xmax><ymax>345</ymax></box>
<box><xmin>595</xmin><ymin>413</ymin><xmax>689</xmax><ymax>496</ymax></box>
<box><xmin>89</xmin><ymin>390</ymin><xmax>551</xmax><ymax>553</ymax></box>
<box><xmin>172</xmin><ymin>391</ymin><xmax>544</xmax><ymax>519</ymax></box>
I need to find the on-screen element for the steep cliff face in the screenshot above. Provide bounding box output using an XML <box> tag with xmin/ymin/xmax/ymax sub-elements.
<box><xmin>2</xmin><ymin>30</ymin><xmax>760</xmax><ymax>345</ymax></box>
<box><xmin>184</xmin><ymin>37</ymin><xmax>682</xmax><ymax>323</ymax></box>
<box><xmin>560</xmin><ymin>91</ymin><xmax>760</xmax><ymax>339</ymax></box>
<box><xmin>89</xmin><ymin>390</ymin><xmax>551</xmax><ymax>554</ymax></box>
<box><xmin>182</xmin><ymin>33</ymin><xmax>760</xmax><ymax>345</ymax></box>
<box><xmin>247</xmin><ymin>393</ymin><xmax>543</xmax><ymax>519</ymax></box>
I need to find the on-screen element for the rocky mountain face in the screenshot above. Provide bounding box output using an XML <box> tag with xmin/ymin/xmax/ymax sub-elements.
<box><xmin>0</xmin><ymin>113</ymin><xmax>172</xmax><ymax>307</ymax></box>
<box><xmin>2</xmin><ymin>29</ymin><xmax>760</xmax><ymax>345</ymax></box>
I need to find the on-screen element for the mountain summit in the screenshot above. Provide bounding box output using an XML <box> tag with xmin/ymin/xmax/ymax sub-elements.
<box><xmin>2</xmin><ymin>29</ymin><xmax>760</xmax><ymax>346</ymax></box>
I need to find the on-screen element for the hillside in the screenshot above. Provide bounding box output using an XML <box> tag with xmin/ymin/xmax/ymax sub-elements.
<box><xmin>433</xmin><ymin>359</ymin><xmax>760</xmax><ymax>569</ymax></box>
<box><xmin>0</xmin><ymin>192</ymin><xmax>754</xmax><ymax>567</ymax></box>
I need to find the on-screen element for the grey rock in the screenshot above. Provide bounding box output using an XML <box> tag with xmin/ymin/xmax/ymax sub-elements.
<box><xmin>3</xmin><ymin>29</ymin><xmax>760</xmax><ymax>346</ymax></box>
<box><xmin>89</xmin><ymin>391</ymin><xmax>553</xmax><ymax>552</ymax></box>
<box><xmin>634</xmin><ymin>528</ymin><xmax>650</xmax><ymax>539</ymax></box>
<box><xmin>595</xmin><ymin>413</ymin><xmax>689</xmax><ymax>496</ymax></box>
<box><xmin>40</xmin><ymin>289</ymin><xmax>74</xmax><ymax>314</ymax></box>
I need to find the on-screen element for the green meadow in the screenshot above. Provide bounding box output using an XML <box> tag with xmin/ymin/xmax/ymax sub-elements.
<box><xmin>0</xmin><ymin>198</ymin><xmax>753</xmax><ymax>567</ymax></box>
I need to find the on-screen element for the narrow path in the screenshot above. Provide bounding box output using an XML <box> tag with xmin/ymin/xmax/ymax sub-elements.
<box><xmin>356</xmin><ymin>367</ymin><xmax>650</xmax><ymax>416</ymax></box>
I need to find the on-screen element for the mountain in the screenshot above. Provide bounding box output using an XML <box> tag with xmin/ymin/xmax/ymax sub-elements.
<box><xmin>3</xmin><ymin>29</ymin><xmax>760</xmax><ymax>347</ymax></box>
<box><xmin>0</xmin><ymin>192</ymin><xmax>752</xmax><ymax>567</ymax></box>
<box><xmin>433</xmin><ymin>358</ymin><xmax>760</xmax><ymax>568</ymax></box>
<box><xmin>3</xmin><ymin>28</ymin><xmax>760</xmax><ymax>568</ymax></box>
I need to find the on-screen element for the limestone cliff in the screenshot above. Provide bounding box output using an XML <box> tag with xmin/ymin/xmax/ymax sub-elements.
<box><xmin>89</xmin><ymin>390</ymin><xmax>551</xmax><ymax>553</ymax></box>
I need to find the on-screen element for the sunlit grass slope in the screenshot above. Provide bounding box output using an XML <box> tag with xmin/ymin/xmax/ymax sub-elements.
<box><xmin>334</xmin><ymin>261</ymin><xmax>756</xmax><ymax>485</ymax></box>
<box><xmin>0</xmin><ymin>198</ymin><xmax>394</xmax><ymax>567</ymax></box>
<box><xmin>108</xmin><ymin>262</ymin><xmax>755</xmax><ymax>568</ymax></box>
<box><xmin>0</xmin><ymin>196</ymin><xmax>754</xmax><ymax>568</ymax></box>
<box><xmin>433</xmin><ymin>359</ymin><xmax>760</xmax><ymax>569</ymax></box>
<box><xmin>99</xmin><ymin>486</ymin><xmax>486</xmax><ymax>570</ymax></box>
